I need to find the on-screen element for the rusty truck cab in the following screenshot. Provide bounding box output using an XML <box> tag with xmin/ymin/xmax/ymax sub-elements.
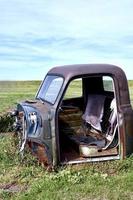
<box><xmin>14</xmin><ymin>64</ymin><xmax>133</xmax><ymax>168</ymax></box>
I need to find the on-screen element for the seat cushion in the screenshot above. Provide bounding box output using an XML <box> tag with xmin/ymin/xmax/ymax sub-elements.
<box><xmin>67</xmin><ymin>134</ymin><xmax>106</xmax><ymax>157</ymax></box>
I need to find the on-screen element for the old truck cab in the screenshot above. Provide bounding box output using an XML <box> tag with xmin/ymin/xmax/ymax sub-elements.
<box><xmin>13</xmin><ymin>64</ymin><xmax>133</xmax><ymax>169</ymax></box>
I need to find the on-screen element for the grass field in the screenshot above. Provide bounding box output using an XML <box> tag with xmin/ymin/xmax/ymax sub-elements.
<box><xmin>128</xmin><ymin>80</ymin><xmax>133</xmax><ymax>105</ymax></box>
<box><xmin>0</xmin><ymin>80</ymin><xmax>133</xmax><ymax>114</ymax></box>
<box><xmin>0</xmin><ymin>81</ymin><xmax>41</xmax><ymax>113</ymax></box>
<box><xmin>0</xmin><ymin>80</ymin><xmax>133</xmax><ymax>200</ymax></box>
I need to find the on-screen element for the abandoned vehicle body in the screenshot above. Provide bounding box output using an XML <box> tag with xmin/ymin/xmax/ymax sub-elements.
<box><xmin>12</xmin><ymin>64</ymin><xmax>133</xmax><ymax>168</ymax></box>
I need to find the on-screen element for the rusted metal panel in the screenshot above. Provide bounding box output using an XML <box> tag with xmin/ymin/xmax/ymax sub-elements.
<box><xmin>28</xmin><ymin>141</ymin><xmax>52</xmax><ymax>170</ymax></box>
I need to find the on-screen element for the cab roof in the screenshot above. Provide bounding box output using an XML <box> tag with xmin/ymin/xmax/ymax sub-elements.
<box><xmin>48</xmin><ymin>64</ymin><xmax>130</xmax><ymax>106</ymax></box>
<box><xmin>48</xmin><ymin>64</ymin><xmax>125</xmax><ymax>79</ymax></box>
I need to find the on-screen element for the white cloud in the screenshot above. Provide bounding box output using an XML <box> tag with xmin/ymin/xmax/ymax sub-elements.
<box><xmin>0</xmin><ymin>0</ymin><xmax>133</xmax><ymax>79</ymax></box>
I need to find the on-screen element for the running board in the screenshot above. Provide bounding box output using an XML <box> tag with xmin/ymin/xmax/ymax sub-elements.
<box><xmin>61</xmin><ymin>155</ymin><xmax>120</xmax><ymax>165</ymax></box>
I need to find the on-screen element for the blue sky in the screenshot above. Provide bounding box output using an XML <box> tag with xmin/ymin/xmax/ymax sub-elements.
<box><xmin>0</xmin><ymin>0</ymin><xmax>133</xmax><ymax>80</ymax></box>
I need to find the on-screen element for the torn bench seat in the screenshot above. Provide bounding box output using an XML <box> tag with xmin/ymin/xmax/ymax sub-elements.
<box><xmin>59</xmin><ymin>95</ymin><xmax>107</xmax><ymax>156</ymax></box>
<box><xmin>71</xmin><ymin>96</ymin><xmax>117</xmax><ymax>156</ymax></box>
<box><xmin>67</xmin><ymin>133</ymin><xmax>106</xmax><ymax>157</ymax></box>
<box><xmin>59</xmin><ymin>94</ymin><xmax>118</xmax><ymax>158</ymax></box>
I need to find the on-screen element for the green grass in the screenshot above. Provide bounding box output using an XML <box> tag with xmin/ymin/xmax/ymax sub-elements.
<box><xmin>128</xmin><ymin>80</ymin><xmax>133</xmax><ymax>106</ymax></box>
<box><xmin>0</xmin><ymin>81</ymin><xmax>41</xmax><ymax>113</ymax></box>
<box><xmin>0</xmin><ymin>134</ymin><xmax>133</xmax><ymax>200</ymax></box>
<box><xmin>64</xmin><ymin>79</ymin><xmax>82</xmax><ymax>99</ymax></box>
<box><xmin>0</xmin><ymin>80</ymin><xmax>133</xmax><ymax>200</ymax></box>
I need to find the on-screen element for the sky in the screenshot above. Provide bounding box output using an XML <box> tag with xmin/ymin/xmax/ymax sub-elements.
<box><xmin>0</xmin><ymin>0</ymin><xmax>133</xmax><ymax>80</ymax></box>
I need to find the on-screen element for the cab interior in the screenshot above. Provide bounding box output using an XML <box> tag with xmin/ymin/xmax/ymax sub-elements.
<box><xmin>58</xmin><ymin>76</ymin><xmax>119</xmax><ymax>164</ymax></box>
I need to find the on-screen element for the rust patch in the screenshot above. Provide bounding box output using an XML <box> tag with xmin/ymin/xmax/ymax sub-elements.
<box><xmin>28</xmin><ymin>141</ymin><xmax>52</xmax><ymax>171</ymax></box>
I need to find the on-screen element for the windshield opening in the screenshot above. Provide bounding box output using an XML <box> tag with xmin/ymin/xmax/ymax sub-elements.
<box><xmin>37</xmin><ymin>75</ymin><xmax>64</xmax><ymax>104</ymax></box>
